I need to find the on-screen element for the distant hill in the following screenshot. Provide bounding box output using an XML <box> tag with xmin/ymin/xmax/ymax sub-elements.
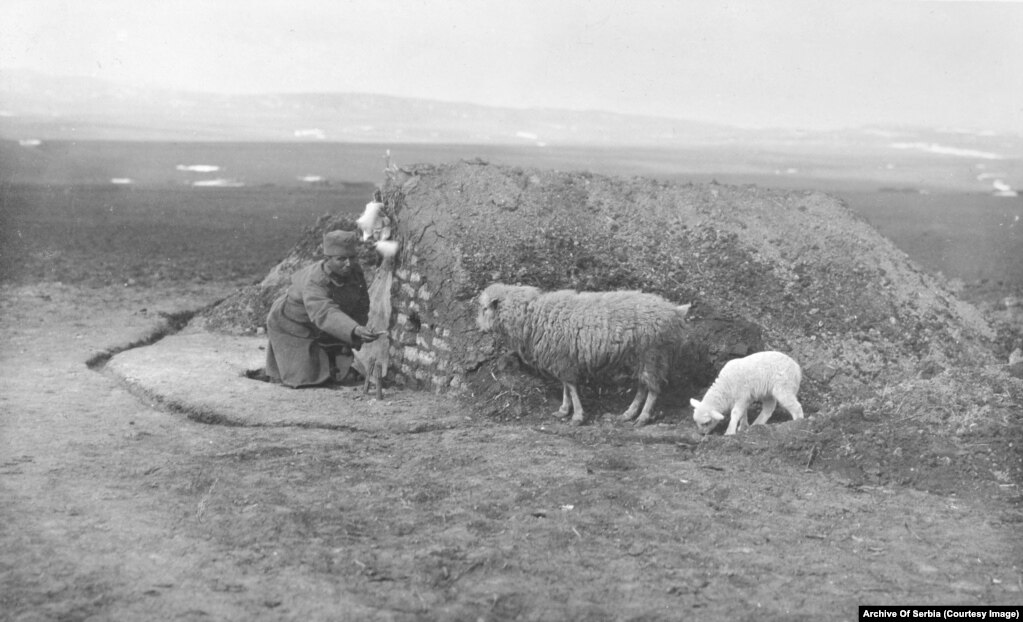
<box><xmin>3</xmin><ymin>70</ymin><xmax>1021</xmax><ymax>198</ymax></box>
<box><xmin>2</xmin><ymin>70</ymin><xmax>1020</xmax><ymax>156</ymax></box>
<box><xmin>0</xmin><ymin>70</ymin><xmax>740</xmax><ymax>145</ymax></box>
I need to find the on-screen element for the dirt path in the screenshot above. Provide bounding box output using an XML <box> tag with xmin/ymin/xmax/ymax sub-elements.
<box><xmin>0</xmin><ymin>283</ymin><xmax>275</xmax><ymax>620</ymax></box>
<box><xmin>2</xmin><ymin>282</ymin><xmax>1021</xmax><ymax>621</ymax></box>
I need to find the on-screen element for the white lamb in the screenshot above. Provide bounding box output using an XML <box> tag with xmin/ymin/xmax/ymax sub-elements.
<box><xmin>690</xmin><ymin>350</ymin><xmax>804</xmax><ymax>435</ymax></box>
<box><xmin>476</xmin><ymin>283</ymin><xmax>693</xmax><ymax>426</ymax></box>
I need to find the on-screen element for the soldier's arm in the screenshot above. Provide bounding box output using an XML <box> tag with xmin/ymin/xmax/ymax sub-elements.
<box><xmin>303</xmin><ymin>281</ymin><xmax>360</xmax><ymax>344</ymax></box>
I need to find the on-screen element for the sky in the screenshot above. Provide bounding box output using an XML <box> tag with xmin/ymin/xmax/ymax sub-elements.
<box><xmin>1</xmin><ymin>0</ymin><xmax>1022</xmax><ymax>132</ymax></box>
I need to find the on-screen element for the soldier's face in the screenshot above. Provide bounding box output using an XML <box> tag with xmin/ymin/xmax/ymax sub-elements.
<box><xmin>326</xmin><ymin>255</ymin><xmax>355</xmax><ymax>278</ymax></box>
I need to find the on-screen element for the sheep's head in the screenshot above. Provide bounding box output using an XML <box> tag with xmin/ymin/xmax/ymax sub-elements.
<box><xmin>690</xmin><ymin>398</ymin><xmax>725</xmax><ymax>434</ymax></box>
<box><xmin>476</xmin><ymin>283</ymin><xmax>541</xmax><ymax>332</ymax></box>
<box><xmin>476</xmin><ymin>286</ymin><xmax>501</xmax><ymax>332</ymax></box>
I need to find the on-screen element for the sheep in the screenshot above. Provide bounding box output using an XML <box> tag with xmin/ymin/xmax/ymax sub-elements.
<box><xmin>476</xmin><ymin>283</ymin><xmax>693</xmax><ymax>426</ymax></box>
<box><xmin>690</xmin><ymin>350</ymin><xmax>804</xmax><ymax>435</ymax></box>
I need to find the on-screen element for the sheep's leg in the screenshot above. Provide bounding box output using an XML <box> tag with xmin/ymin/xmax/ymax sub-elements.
<box><xmin>619</xmin><ymin>385</ymin><xmax>647</xmax><ymax>422</ymax></box>
<box><xmin>555</xmin><ymin>384</ymin><xmax>573</xmax><ymax>418</ymax></box>
<box><xmin>776</xmin><ymin>392</ymin><xmax>804</xmax><ymax>421</ymax></box>
<box><xmin>750</xmin><ymin>396</ymin><xmax>777</xmax><ymax>427</ymax></box>
<box><xmin>566</xmin><ymin>383</ymin><xmax>586</xmax><ymax>426</ymax></box>
<box><xmin>633</xmin><ymin>389</ymin><xmax>660</xmax><ymax>427</ymax></box>
<box><xmin>373</xmin><ymin>363</ymin><xmax>383</xmax><ymax>400</ymax></box>
<box><xmin>725</xmin><ymin>400</ymin><xmax>749</xmax><ymax>435</ymax></box>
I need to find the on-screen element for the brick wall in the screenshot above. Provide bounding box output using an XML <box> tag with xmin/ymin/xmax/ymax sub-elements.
<box><xmin>389</xmin><ymin>252</ymin><xmax>469</xmax><ymax>393</ymax></box>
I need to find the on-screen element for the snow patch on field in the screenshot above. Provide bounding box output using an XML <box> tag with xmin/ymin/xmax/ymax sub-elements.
<box><xmin>294</xmin><ymin>129</ymin><xmax>326</xmax><ymax>140</ymax></box>
<box><xmin>193</xmin><ymin>178</ymin><xmax>244</xmax><ymax>188</ymax></box>
<box><xmin>991</xmin><ymin>180</ymin><xmax>1018</xmax><ymax>197</ymax></box>
<box><xmin>890</xmin><ymin>142</ymin><xmax>1003</xmax><ymax>160</ymax></box>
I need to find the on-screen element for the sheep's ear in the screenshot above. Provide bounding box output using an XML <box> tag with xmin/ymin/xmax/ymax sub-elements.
<box><xmin>710</xmin><ymin>410</ymin><xmax>725</xmax><ymax>421</ymax></box>
<box><xmin>678</xmin><ymin>303</ymin><xmax>692</xmax><ymax>318</ymax></box>
<box><xmin>689</xmin><ymin>398</ymin><xmax>701</xmax><ymax>409</ymax></box>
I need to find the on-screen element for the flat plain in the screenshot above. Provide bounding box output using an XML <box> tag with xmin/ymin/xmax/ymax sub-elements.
<box><xmin>1</xmin><ymin>140</ymin><xmax>1021</xmax><ymax>621</ymax></box>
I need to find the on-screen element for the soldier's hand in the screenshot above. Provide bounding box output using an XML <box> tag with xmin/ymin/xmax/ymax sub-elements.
<box><xmin>354</xmin><ymin>326</ymin><xmax>384</xmax><ymax>342</ymax></box>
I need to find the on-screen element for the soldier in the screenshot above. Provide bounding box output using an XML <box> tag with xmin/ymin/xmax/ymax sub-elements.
<box><xmin>265</xmin><ymin>230</ymin><xmax>382</xmax><ymax>387</ymax></box>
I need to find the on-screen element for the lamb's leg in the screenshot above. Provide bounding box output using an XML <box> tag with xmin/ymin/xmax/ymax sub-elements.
<box><xmin>776</xmin><ymin>392</ymin><xmax>804</xmax><ymax>421</ymax></box>
<box><xmin>726</xmin><ymin>400</ymin><xmax>749</xmax><ymax>435</ymax></box>
<box><xmin>750</xmin><ymin>396</ymin><xmax>777</xmax><ymax>427</ymax></box>
<box><xmin>737</xmin><ymin>405</ymin><xmax>752</xmax><ymax>432</ymax></box>
<box><xmin>555</xmin><ymin>384</ymin><xmax>573</xmax><ymax>418</ymax></box>
<box><xmin>619</xmin><ymin>384</ymin><xmax>647</xmax><ymax>422</ymax></box>
<box><xmin>567</xmin><ymin>383</ymin><xmax>586</xmax><ymax>426</ymax></box>
<box><xmin>633</xmin><ymin>389</ymin><xmax>660</xmax><ymax>427</ymax></box>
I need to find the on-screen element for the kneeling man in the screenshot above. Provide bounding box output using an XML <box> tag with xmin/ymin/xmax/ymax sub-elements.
<box><xmin>265</xmin><ymin>230</ymin><xmax>381</xmax><ymax>387</ymax></box>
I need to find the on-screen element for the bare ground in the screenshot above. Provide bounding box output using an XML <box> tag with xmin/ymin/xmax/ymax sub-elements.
<box><xmin>2</xmin><ymin>171</ymin><xmax>1022</xmax><ymax>620</ymax></box>
<box><xmin>2</xmin><ymin>279</ymin><xmax>1021</xmax><ymax>621</ymax></box>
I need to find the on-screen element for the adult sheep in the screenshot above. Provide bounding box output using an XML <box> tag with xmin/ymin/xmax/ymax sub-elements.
<box><xmin>476</xmin><ymin>283</ymin><xmax>693</xmax><ymax>426</ymax></box>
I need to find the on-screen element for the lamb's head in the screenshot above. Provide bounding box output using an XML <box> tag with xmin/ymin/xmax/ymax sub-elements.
<box><xmin>690</xmin><ymin>398</ymin><xmax>725</xmax><ymax>434</ymax></box>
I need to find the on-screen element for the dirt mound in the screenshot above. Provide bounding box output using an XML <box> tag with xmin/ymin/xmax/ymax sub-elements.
<box><xmin>193</xmin><ymin>160</ymin><xmax>998</xmax><ymax>415</ymax></box>
<box><xmin>185</xmin><ymin>159</ymin><xmax>1023</xmax><ymax>497</ymax></box>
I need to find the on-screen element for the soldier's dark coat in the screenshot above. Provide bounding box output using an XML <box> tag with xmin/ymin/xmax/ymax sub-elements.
<box><xmin>265</xmin><ymin>260</ymin><xmax>370</xmax><ymax>387</ymax></box>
